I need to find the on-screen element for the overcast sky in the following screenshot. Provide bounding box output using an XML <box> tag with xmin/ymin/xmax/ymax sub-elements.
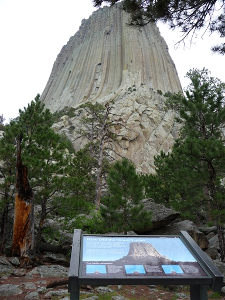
<box><xmin>0</xmin><ymin>0</ymin><xmax>224</xmax><ymax>123</ymax></box>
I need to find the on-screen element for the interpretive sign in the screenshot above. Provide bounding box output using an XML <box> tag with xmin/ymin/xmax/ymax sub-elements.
<box><xmin>68</xmin><ymin>230</ymin><xmax>224</xmax><ymax>300</ymax></box>
<box><xmin>81</xmin><ymin>235</ymin><xmax>207</xmax><ymax>278</ymax></box>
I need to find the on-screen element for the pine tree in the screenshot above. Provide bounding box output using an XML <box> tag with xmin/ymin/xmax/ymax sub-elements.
<box><xmin>77</xmin><ymin>101</ymin><xmax>124</xmax><ymax>209</ymax></box>
<box><xmin>101</xmin><ymin>158</ymin><xmax>152</xmax><ymax>234</ymax></box>
<box><xmin>59</xmin><ymin>147</ymin><xmax>96</xmax><ymax>219</ymax></box>
<box><xmin>0</xmin><ymin>123</ymin><xmax>17</xmax><ymax>252</ymax></box>
<box><xmin>0</xmin><ymin>114</ymin><xmax>5</xmax><ymax>130</ymax></box>
<box><xmin>144</xmin><ymin>69</ymin><xmax>225</xmax><ymax>261</ymax></box>
<box><xmin>0</xmin><ymin>95</ymin><xmax>75</xmax><ymax>249</ymax></box>
<box><xmin>93</xmin><ymin>0</ymin><xmax>225</xmax><ymax>54</ymax></box>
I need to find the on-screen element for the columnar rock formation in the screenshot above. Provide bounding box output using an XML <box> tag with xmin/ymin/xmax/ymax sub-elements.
<box><xmin>115</xmin><ymin>242</ymin><xmax>172</xmax><ymax>265</ymax></box>
<box><xmin>41</xmin><ymin>3</ymin><xmax>182</xmax><ymax>173</ymax></box>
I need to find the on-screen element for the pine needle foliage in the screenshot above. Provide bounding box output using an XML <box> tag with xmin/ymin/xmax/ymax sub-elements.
<box><xmin>93</xmin><ymin>0</ymin><xmax>225</xmax><ymax>54</ymax></box>
<box><xmin>143</xmin><ymin>69</ymin><xmax>225</xmax><ymax>261</ymax></box>
<box><xmin>101</xmin><ymin>158</ymin><xmax>152</xmax><ymax>235</ymax></box>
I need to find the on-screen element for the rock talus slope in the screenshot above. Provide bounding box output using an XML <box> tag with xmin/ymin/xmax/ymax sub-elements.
<box><xmin>41</xmin><ymin>3</ymin><xmax>182</xmax><ymax>173</ymax></box>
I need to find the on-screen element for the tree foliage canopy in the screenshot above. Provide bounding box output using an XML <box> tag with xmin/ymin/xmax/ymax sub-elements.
<box><xmin>101</xmin><ymin>158</ymin><xmax>152</xmax><ymax>234</ymax></box>
<box><xmin>93</xmin><ymin>0</ymin><xmax>225</xmax><ymax>54</ymax></box>
<box><xmin>142</xmin><ymin>69</ymin><xmax>225</xmax><ymax>260</ymax></box>
<box><xmin>0</xmin><ymin>95</ymin><xmax>76</xmax><ymax>243</ymax></box>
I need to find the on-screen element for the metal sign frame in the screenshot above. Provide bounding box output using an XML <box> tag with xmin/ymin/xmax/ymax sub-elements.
<box><xmin>68</xmin><ymin>229</ymin><xmax>224</xmax><ymax>300</ymax></box>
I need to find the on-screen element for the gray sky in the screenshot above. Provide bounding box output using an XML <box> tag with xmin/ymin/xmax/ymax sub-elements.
<box><xmin>0</xmin><ymin>0</ymin><xmax>224</xmax><ymax>123</ymax></box>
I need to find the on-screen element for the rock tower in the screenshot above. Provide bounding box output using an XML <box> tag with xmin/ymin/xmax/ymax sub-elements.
<box><xmin>41</xmin><ymin>3</ymin><xmax>182</xmax><ymax>173</ymax></box>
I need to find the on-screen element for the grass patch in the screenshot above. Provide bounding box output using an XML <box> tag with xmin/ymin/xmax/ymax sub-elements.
<box><xmin>209</xmin><ymin>292</ymin><xmax>224</xmax><ymax>299</ymax></box>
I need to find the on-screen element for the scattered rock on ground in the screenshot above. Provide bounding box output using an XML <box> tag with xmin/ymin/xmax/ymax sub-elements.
<box><xmin>9</xmin><ymin>256</ymin><xmax>20</xmax><ymax>266</ymax></box>
<box><xmin>44</xmin><ymin>289</ymin><xmax>68</xmax><ymax>298</ymax></box>
<box><xmin>82</xmin><ymin>296</ymin><xmax>99</xmax><ymax>300</ymax></box>
<box><xmin>95</xmin><ymin>286</ymin><xmax>113</xmax><ymax>293</ymax></box>
<box><xmin>0</xmin><ymin>262</ymin><xmax>14</xmax><ymax>277</ymax></box>
<box><xmin>30</xmin><ymin>265</ymin><xmax>69</xmax><ymax>278</ymax></box>
<box><xmin>25</xmin><ymin>291</ymin><xmax>40</xmax><ymax>299</ymax></box>
<box><xmin>24</xmin><ymin>282</ymin><xmax>37</xmax><ymax>290</ymax></box>
<box><xmin>14</xmin><ymin>268</ymin><xmax>26</xmax><ymax>276</ymax></box>
<box><xmin>0</xmin><ymin>284</ymin><xmax>22</xmax><ymax>296</ymax></box>
<box><xmin>112</xmin><ymin>296</ymin><xmax>128</xmax><ymax>300</ymax></box>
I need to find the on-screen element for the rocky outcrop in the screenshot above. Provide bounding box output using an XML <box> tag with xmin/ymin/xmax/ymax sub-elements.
<box><xmin>52</xmin><ymin>88</ymin><xmax>180</xmax><ymax>173</ymax></box>
<box><xmin>41</xmin><ymin>4</ymin><xmax>182</xmax><ymax>173</ymax></box>
<box><xmin>134</xmin><ymin>199</ymin><xmax>180</xmax><ymax>233</ymax></box>
<box><xmin>150</xmin><ymin>220</ymin><xmax>209</xmax><ymax>250</ymax></box>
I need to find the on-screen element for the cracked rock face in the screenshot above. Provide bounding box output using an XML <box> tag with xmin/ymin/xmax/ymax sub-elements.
<box><xmin>41</xmin><ymin>4</ymin><xmax>182</xmax><ymax>173</ymax></box>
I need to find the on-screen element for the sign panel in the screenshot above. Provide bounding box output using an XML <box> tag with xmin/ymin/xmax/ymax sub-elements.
<box><xmin>81</xmin><ymin>236</ymin><xmax>208</xmax><ymax>278</ymax></box>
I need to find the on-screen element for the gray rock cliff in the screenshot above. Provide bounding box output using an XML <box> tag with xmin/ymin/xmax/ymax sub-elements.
<box><xmin>41</xmin><ymin>3</ymin><xmax>182</xmax><ymax>173</ymax></box>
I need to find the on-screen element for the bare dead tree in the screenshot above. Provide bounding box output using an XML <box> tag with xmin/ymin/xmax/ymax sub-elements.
<box><xmin>11</xmin><ymin>134</ymin><xmax>35</xmax><ymax>258</ymax></box>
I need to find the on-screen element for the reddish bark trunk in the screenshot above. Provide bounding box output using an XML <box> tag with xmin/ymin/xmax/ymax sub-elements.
<box><xmin>11</xmin><ymin>134</ymin><xmax>34</xmax><ymax>257</ymax></box>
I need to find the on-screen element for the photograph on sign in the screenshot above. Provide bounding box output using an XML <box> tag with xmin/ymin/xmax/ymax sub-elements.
<box><xmin>81</xmin><ymin>236</ymin><xmax>208</xmax><ymax>278</ymax></box>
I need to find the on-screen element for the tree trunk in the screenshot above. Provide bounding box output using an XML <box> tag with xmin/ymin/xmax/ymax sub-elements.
<box><xmin>0</xmin><ymin>204</ymin><xmax>8</xmax><ymax>252</ymax></box>
<box><xmin>217</xmin><ymin>224</ymin><xmax>225</xmax><ymax>262</ymax></box>
<box><xmin>11</xmin><ymin>134</ymin><xmax>35</xmax><ymax>257</ymax></box>
<box><xmin>94</xmin><ymin>141</ymin><xmax>104</xmax><ymax>209</ymax></box>
<box><xmin>94</xmin><ymin>107</ymin><xmax>109</xmax><ymax>209</ymax></box>
<box><xmin>36</xmin><ymin>197</ymin><xmax>47</xmax><ymax>242</ymax></box>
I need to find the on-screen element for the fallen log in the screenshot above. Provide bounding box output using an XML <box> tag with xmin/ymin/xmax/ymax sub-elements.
<box><xmin>47</xmin><ymin>279</ymin><xmax>68</xmax><ymax>288</ymax></box>
<box><xmin>36</xmin><ymin>242</ymin><xmax>71</xmax><ymax>255</ymax></box>
<box><xmin>46</xmin><ymin>279</ymin><xmax>93</xmax><ymax>290</ymax></box>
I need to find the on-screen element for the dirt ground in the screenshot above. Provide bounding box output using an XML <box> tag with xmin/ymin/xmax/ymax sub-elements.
<box><xmin>0</xmin><ymin>273</ymin><xmax>225</xmax><ymax>300</ymax></box>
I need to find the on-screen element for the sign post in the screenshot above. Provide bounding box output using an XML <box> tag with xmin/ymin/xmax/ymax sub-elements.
<box><xmin>69</xmin><ymin>230</ymin><xmax>224</xmax><ymax>300</ymax></box>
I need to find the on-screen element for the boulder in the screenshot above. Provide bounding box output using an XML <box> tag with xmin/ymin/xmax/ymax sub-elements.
<box><xmin>0</xmin><ymin>284</ymin><xmax>22</xmax><ymax>296</ymax></box>
<box><xmin>208</xmin><ymin>234</ymin><xmax>225</xmax><ymax>250</ymax></box>
<box><xmin>95</xmin><ymin>287</ymin><xmax>113</xmax><ymax>293</ymax></box>
<box><xmin>44</xmin><ymin>289</ymin><xmax>68</xmax><ymax>299</ymax></box>
<box><xmin>0</xmin><ymin>257</ymin><xmax>14</xmax><ymax>277</ymax></box>
<box><xmin>212</xmin><ymin>260</ymin><xmax>225</xmax><ymax>280</ymax></box>
<box><xmin>59</xmin><ymin>233</ymin><xmax>73</xmax><ymax>247</ymax></box>
<box><xmin>42</xmin><ymin>252</ymin><xmax>69</xmax><ymax>266</ymax></box>
<box><xmin>134</xmin><ymin>199</ymin><xmax>180</xmax><ymax>234</ymax></box>
<box><xmin>198</xmin><ymin>226</ymin><xmax>217</xmax><ymax>235</ymax></box>
<box><xmin>205</xmin><ymin>246</ymin><xmax>219</xmax><ymax>260</ymax></box>
<box><xmin>13</xmin><ymin>269</ymin><xmax>26</xmax><ymax>277</ymax></box>
<box><xmin>150</xmin><ymin>220</ymin><xmax>209</xmax><ymax>249</ymax></box>
<box><xmin>29</xmin><ymin>265</ymin><xmax>69</xmax><ymax>278</ymax></box>
<box><xmin>9</xmin><ymin>256</ymin><xmax>20</xmax><ymax>266</ymax></box>
<box><xmin>25</xmin><ymin>291</ymin><xmax>40</xmax><ymax>299</ymax></box>
<box><xmin>206</xmin><ymin>232</ymin><xmax>215</xmax><ymax>240</ymax></box>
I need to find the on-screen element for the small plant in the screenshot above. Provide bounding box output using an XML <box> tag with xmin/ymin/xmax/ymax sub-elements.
<box><xmin>157</xmin><ymin>89</ymin><xmax>163</xmax><ymax>95</ymax></box>
<box><xmin>209</xmin><ymin>292</ymin><xmax>223</xmax><ymax>299</ymax></box>
<box><xmin>207</xmin><ymin>221</ymin><xmax>214</xmax><ymax>227</ymax></box>
<box><xmin>52</xmin><ymin>106</ymin><xmax>77</xmax><ymax>122</ymax></box>
<box><xmin>42</xmin><ymin>226</ymin><xmax>61</xmax><ymax>244</ymax></box>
